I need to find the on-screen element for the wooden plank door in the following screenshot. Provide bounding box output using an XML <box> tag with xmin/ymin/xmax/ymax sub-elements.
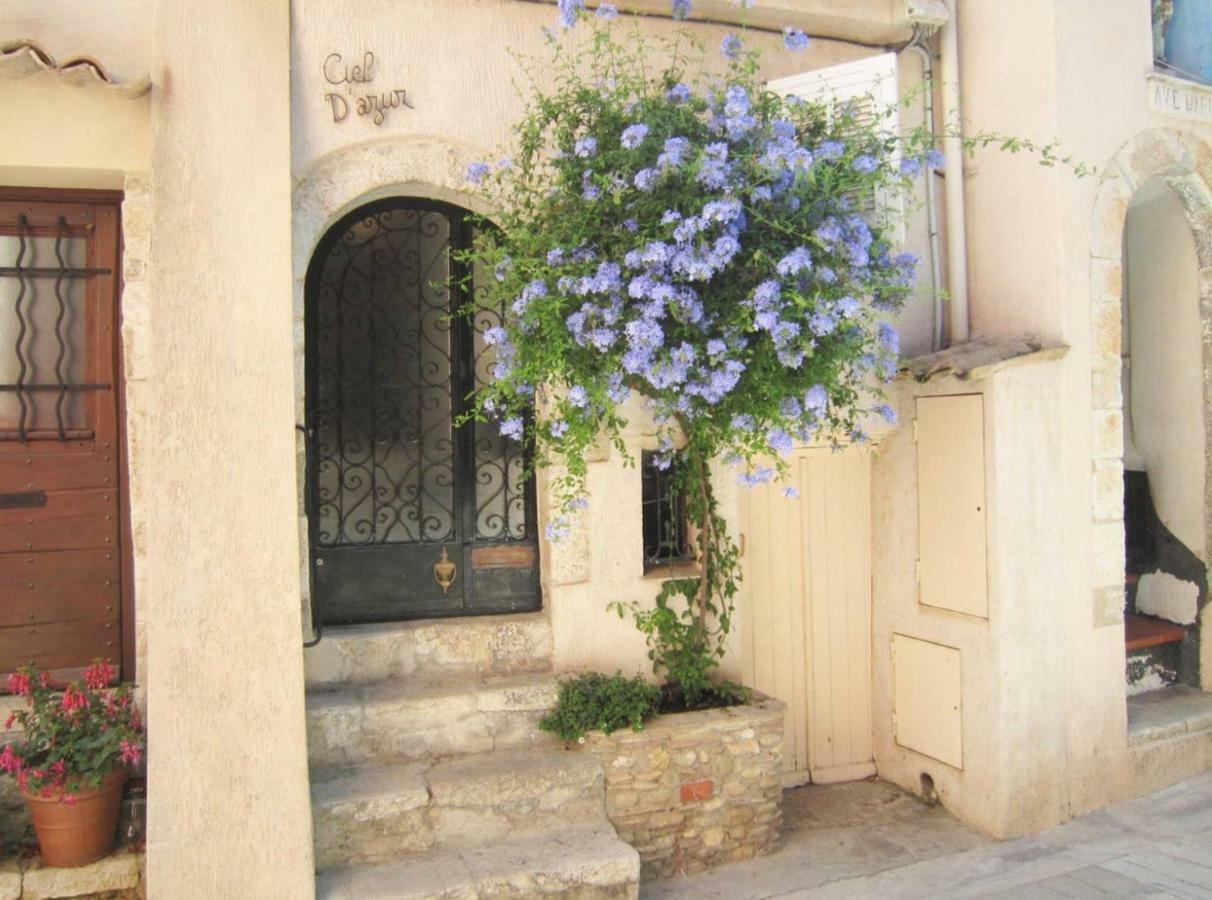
<box><xmin>741</xmin><ymin>445</ymin><xmax>875</xmax><ymax>785</ymax></box>
<box><xmin>0</xmin><ymin>190</ymin><xmax>126</xmax><ymax>684</ymax></box>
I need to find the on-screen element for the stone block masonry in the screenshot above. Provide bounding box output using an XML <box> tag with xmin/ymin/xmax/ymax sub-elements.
<box><xmin>580</xmin><ymin>697</ymin><xmax>785</xmax><ymax>881</ymax></box>
<box><xmin>0</xmin><ymin>847</ymin><xmax>142</xmax><ymax>900</ymax></box>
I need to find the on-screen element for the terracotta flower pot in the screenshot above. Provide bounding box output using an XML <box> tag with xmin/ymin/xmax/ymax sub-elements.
<box><xmin>21</xmin><ymin>768</ymin><xmax>126</xmax><ymax>868</ymax></box>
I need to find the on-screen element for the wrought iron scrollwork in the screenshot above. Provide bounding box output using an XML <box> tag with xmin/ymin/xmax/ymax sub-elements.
<box><xmin>307</xmin><ymin>200</ymin><xmax>535</xmax><ymax>563</ymax></box>
<box><xmin>312</xmin><ymin>206</ymin><xmax>456</xmax><ymax>546</ymax></box>
<box><xmin>470</xmin><ymin>251</ymin><xmax>527</xmax><ymax>541</ymax></box>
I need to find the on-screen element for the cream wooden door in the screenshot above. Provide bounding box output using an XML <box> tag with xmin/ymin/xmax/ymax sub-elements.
<box><xmin>740</xmin><ymin>445</ymin><xmax>875</xmax><ymax>785</ymax></box>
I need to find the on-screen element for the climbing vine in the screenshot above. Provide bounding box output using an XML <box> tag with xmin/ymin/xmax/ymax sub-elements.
<box><xmin>456</xmin><ymin>9</ymin><xmax>937</xmax><ymax>703</ymax></box>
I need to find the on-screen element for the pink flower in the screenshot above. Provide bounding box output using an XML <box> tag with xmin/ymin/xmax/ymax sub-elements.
<box><xmin>60</xmin><ymin>687</ymin><xmax>89</xmax><ymax>712</ymax></box>
<box><xmin>0</xmin><ymin>745</ymin><xmax>24</xmax><ymax>774</ymax></box>
<box><xmin>64</xmin><ymin>794</ymin><xmax>77</xmax><ymax>807</ymax></box>
<box><xmin>119</xmin><ymin>740</ymin><xmax>142</xmax><ymax>768</ymax></box>
<box><xmin>6</xmin><ymin>672</ymin><xmax>30</xmax><ymax>697</ymax></box>
<box><xmin>83</xmin><ymin>660</ymin><xmax>114</xmax><ymax>691</ymax></box>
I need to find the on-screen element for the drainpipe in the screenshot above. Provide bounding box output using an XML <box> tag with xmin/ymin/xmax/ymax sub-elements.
<box><xmin>903</xmin><ymin>31</ymin><xmax>944</xmax><ymax>352</ymax></box>
<box><xmin>941</xmin><ymin>0</ymin><xmax>970</xmax><ymax>345</ymax></box>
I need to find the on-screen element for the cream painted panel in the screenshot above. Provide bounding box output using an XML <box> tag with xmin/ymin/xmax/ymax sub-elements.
<box><xmin>915</xmin><ymin>394</ymin><xmax>989</xmax><ymax>618</ymax></box>
<box><xmin>802</xmin><ymin>448</ymin><xmax>874</xmax><ymax>783</ymax></box>
<box><xmin>891</xmin><ymin>633</ymin><xmax>962</xmax><ymax>769</ymax></box>
<box><xmin>741</xmin><ymin>464</ymin><xmax>809</xmax><ymax>774</ymax></box>
<box><xmin>742</xmin><ymin>445</ymin><xmax>873</xmax><ymax>783</ymax></box>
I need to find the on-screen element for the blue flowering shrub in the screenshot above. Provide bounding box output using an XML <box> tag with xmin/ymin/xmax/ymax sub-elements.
<box><xmin>459</xmin><ymin>16</ymin><xmax>940</xmax><ymax>707</ymax></box>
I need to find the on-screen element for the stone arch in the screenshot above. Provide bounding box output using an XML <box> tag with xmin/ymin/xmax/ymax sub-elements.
<box><xmin>291</xmin><ymin>136</ymin><xmax>495</xmax><ymax>632</ymax></box>
<box><xmin>1087</xmin><ymin>127</ymin><xmax>1212</xmax><ymax>688</ymax></box>
<box><xmin>291</xmin><ymin>134</ymin><xmax>496</xmax><ymax>412</ymax></box>
<box><xmin>292</xmin><ymin>135</ymin><xmax>496</xmax><ymax>279</ymax></box>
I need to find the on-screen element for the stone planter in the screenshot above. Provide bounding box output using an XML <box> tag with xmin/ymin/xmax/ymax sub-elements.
<box><xmin>580</xmin><ymin>695</ymin><xmax>785</xmax><ymax>881</ymax></box>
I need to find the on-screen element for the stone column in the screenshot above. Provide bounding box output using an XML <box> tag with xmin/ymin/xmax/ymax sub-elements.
<box><xmin>145</xmin><ymin>2</ymin><xmax>314</xmax><ymax>896</ymax></box>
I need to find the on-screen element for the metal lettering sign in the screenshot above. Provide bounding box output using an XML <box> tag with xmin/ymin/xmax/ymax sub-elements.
<box><xmin>323</xmin><ymin>51</ymin><xmax>415</xmax><ymax>126</ymax></box>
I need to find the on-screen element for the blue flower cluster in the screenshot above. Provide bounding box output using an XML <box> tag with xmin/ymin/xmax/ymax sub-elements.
<box><xmin>465</xmin><ymin>13</ymin><xmax>935</xmax><ymax>517</ymax></box>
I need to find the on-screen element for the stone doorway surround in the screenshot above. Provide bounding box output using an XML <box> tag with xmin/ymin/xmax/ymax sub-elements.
<box><xmin>291</xmin><ymin>136</ymin><xmax>502</xmax><ymax>639</ymax></box>
<box><xmin>1088</xmin><ymin>128</ymin><xmax>1212</xmax><ymax>687</ymax></box>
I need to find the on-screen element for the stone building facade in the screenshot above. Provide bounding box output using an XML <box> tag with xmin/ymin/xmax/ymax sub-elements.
<box><xmin>2</xmin><ymin>0</ymin><xmax>1212</xmax><ymax>897</ymax></box>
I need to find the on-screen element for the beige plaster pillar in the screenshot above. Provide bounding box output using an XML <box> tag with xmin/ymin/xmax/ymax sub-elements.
<box><xmin>145</xmin><ymin>2</ymin><xmax>315</xmax><ymax>896</ymax></box>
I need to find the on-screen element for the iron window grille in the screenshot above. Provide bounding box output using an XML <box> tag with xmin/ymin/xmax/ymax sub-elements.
<box><xmin>641</xmin><ymin>450</ymin><xmax>696</xmax><ymax>571</ymax></box>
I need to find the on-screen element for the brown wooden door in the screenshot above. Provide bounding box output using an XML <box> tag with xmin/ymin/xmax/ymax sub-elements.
<box><xmin>0</xmin><ymin>190</ymin><xmax>126</xmax><ymax>684</ymax></box>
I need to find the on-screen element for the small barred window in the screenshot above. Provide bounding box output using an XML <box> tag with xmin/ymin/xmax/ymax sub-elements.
<box><xmin>641</xmin><ymin>450</ymin><xmax>695</xmax><ymax>571</ymax></box>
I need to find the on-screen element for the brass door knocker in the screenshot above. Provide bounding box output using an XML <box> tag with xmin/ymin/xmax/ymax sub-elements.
<box><xmin>433</xmin><ymin>547</ymin><xmax>457</xmax><ymax>595</ymax></box>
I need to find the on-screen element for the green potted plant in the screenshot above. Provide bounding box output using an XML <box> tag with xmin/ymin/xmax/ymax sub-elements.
<box><xmin>1</xmin><ymin>660</ymin><xmax>143</xmax><ymax>868</ymax></box>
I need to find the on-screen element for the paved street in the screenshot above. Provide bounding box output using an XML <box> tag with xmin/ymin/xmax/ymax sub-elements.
<box><xmin>645</xmin><ymin>774</ymin><xmax>1212</xmax><ymax>899</ymax></box>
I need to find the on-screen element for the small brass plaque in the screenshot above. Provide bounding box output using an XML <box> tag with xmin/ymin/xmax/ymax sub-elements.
<box><xmin>471</xmin><ymin>545</ymin><xmax>535</xmax><ymax>570</ymax></box>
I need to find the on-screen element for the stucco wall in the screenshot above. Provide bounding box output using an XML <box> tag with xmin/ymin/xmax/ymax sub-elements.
<box><xmin>0</xmin><ymin>72</ymin><xmax>149</xmax><ymax>188</ymax></box>
<box><xmin>1125</xmin><ymin>178</ymin><xmax>1206</xmax><ymax>561</ymax></box>
<box><xmin>868</xmin><ymin>0</ymin><xmax>1212</xmax><ymax>838</ymax></box>
<box><xmin>143</xmin><ymin>1</ymin><xmax>314</xmax><ymax>896</ymax></box>
<box><xmin>290</xmin><ymin>0</ymin><xmax>891</xmax><ymax>180</ymax></box>
<box><xmin>871</xmin><ymin>360</ymin><xmax>1092</xmax><ymax>839</ymax></box>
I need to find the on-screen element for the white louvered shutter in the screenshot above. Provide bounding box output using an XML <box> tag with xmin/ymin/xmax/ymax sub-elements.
<box><xmin>768</xmin><ymin>53</ymin><xmax>903</xmax><ymax>240</ymax></box>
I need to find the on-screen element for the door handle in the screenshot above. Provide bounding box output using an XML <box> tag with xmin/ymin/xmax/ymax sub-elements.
<box><xmin>433</xmin><ymin>547</ymin><xmax>457</xmax><ymax>595</ymax></box>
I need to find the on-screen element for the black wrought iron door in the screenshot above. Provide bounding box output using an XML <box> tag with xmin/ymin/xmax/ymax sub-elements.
<box><xmin>305</xmin><ymin>199</ymin><xmax>539</xmax><ymax>625</ymax></box>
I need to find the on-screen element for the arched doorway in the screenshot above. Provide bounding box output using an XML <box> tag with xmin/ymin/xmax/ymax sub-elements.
<box><xmin>303</xmin><ymin>198</ymin><xmax>539</xmax><ymax>625</ymax></box>
<box><xmin>1087</xmin><ymin>129</ymin><xmax>1212</xmax><ymax>696</ymax></box>
<box><xmin>1121</xmin><ymin>177</ymin><xmax>1207</xmax><ymax>692</ymax></box>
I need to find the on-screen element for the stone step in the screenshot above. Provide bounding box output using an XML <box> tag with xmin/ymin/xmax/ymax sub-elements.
<box><xmin>316</xmin><ymin>823</ymin><xmax>640</xmax><ymax>900</ymax></box>
<box><xmin>307</xmin><ymin>672</ymin><xmax>561</xmax><ymax>769</ymax></box>
<box><xmin>311</xmin><ymin>762</ymin><xmax>433</xmax><ymax>870</ymax></box>
<box><xmin>305</xmin><ymin>613</ymin><xmax>553</xmax><ymax>691</ymax></box>
<box><xmin>312</xmin><ymin>749</ymin><xmax>606</xmax><ymax>870</ymax></box>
